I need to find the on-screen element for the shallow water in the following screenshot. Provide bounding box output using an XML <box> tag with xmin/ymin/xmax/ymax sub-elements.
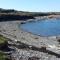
<box><xmin>20</xmin><ymin>19</ymin><xmax>60</xmax><ymax>36</ymax></box>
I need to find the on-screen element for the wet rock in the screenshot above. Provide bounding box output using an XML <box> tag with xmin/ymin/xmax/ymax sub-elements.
<box><xmin>0</xmin><ymin>41</ymin><xmax>9</xmax><ymax>51</ymax></box>
<box><xmin>57</xmin><ymin>39</ymin><xmax>60</xmax><ymax>44</ymax></box>
<box><xmin>21</xmin><ymin>22</ymin><xmax>26</xmax><ymax>24</ymax></box>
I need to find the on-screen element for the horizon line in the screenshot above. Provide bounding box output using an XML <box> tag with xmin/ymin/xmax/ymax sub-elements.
<box><xmin>0</xmin><ymin>8</ymin><xmax>60</xmax><ymax>12</ymax></box>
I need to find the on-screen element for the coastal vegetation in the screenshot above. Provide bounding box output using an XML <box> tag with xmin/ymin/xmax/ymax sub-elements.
<box><xmin>0</xmin><ymin>52</ymin><xmax>9</xmax><ymax>60</ymax></box>
<box><xmin>0</xmin><ymin>8</ymin><xmax>60</xmax><ymax>21</ymax></box>
<box><xmin>0</xmin><ymin>35</ymin><xmax>7</xmax><ymax>44</ymax></box>
<box><xmin>0</xmin><ymin>35</ymin><xmax>9</xmax><ymax>60</ymax></box>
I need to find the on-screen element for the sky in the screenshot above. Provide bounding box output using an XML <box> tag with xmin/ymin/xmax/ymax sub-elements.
<box><xmin>0</xmin><ymin>0</ymin><xmax>60</xmax><ymax>12</ymax></box>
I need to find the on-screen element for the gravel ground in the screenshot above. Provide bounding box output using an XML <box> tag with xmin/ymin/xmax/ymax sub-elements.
<box><xmin>0</xmin><ymin>21</ymin><xmax>60</xmax><ymax>60</ymax></box>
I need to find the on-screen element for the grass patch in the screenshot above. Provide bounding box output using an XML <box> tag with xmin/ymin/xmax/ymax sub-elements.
<box><xmin>0</xmin><ymin>51</ymin><xmax>9</xmax><ymax>60</ymax></box>
<box><xmin>0</xmin><ymin>35</ymin><xmax>10</xmax><ymax>60</ymax></box>
<box><xmin>0</xmin><ymin>35</ymin><xmax>7</xmax><ymax>44</ymax></box>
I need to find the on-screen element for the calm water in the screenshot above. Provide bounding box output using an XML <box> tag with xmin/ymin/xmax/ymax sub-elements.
<box><xmin>20</xmin><ymin>19</ymin><xmax>60</xmax><ymax>36</ymax></box>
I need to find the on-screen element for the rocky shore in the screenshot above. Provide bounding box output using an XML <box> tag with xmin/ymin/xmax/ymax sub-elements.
<box><xmin>0</xmin><ymin>20</ymin><xmax>60</xmax><ymax>60</ymax></box>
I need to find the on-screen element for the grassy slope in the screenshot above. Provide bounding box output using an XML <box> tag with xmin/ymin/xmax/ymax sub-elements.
<box><xmin>0</xmin><ymin>52</ymin><xmax>8</xmax><ymax>60</ymax></box>
<box><xmin>0</xmin><ymin>35</ymin><xmax>9</xmax><ymax>60</ymax></box>
<box><xmin>0</xmin><ymin>35</ymin><xmax>7</xmax><ymax>44</ymax></box>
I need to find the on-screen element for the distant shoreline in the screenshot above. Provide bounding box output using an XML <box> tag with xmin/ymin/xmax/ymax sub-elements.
<box><xmin>0</xmin><ymin>8</ymin><xmax>60</xmax><ymax>21</ymax></box>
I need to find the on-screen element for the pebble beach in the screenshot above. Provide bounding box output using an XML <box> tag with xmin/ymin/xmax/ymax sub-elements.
<box><xmin>0</xmin><ymin>20</ymin><xmax>60</xmax><ymax>60</ymax></box>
